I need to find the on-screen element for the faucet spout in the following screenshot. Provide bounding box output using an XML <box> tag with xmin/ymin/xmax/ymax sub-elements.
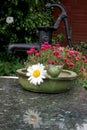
<box><xmin>8</xmin><ymin>43</ymin><xmax>40</xmax><ymax>54</ymax></box>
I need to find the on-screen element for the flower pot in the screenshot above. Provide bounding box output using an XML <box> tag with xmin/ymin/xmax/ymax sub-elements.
<box><xmin>16</xmin><ymin>68</ymin><xmax>77</xmax><ymax>93</ymax></box>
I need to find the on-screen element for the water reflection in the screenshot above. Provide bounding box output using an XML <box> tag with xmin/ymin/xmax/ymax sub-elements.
<box><xmin>76</xmin><ymin>123</ymin><xmax>87</xmax><ymax>130</ymax></box>
<box><xmin>23</xmin><ymin>109</ymin><xmax>42</xmax><ymax>128</ymax></box>
<box><xmin>23</xmin><ymin>108</ymin><xmax>87</xmax><ymax>130</ymax></box>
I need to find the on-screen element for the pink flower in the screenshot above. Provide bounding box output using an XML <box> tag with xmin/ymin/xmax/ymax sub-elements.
<box><xmin>48</xmin><ymin>60</ymin><xmax>51</xmax><ymax>64</ymax></box>
<box><xmin>66</xmin><ymin>54</ymin><xmax>71</xmax><ymax>58</ymax></box>
<box><xmin>27</xmin><ymin>46</ymin><xmax>35</xmax><ymax>54</ymax></box>
<box><xmin>65</xmin><ymin>62</ymin><xmax>69</xmax><ymax>66</ymax></box>
<box><xmin>58</xmin><ymin>47</ymin><xmax>64</xmax><ymax>51</ymax></box>
<box><xmin>59</xmin><ymin>61</ymin><xmax>64</xmax><ymax>65</ymax></box>
<box><xmin>69</xmin><ymin>61</ymin><xmax>74</xmax><ymax>67</ymax></box>
<box><xmin>71</xmin><ymin>53</ymin><xmax>75</xmax><ymax>57</ymax></box>
<box><xmin>48</xmin><ymin>60</ymin><xmax>55</xmax><ymax>64</ymax></box>
<box><xmin>74</xmin><ymin>57</ymin><xmax>79</xmax><ymax>61</ymax></box>
<box><xmin>64</xmin><ymin>58</ymin><xmax>68</xmax><ymax>62</ymax></box>
<box><xmin>56</xmin><ymin>55</ymin><xmax>61</xmax><ymax>59</ymax></box>
<box><xmin>41</xmin><ymin>46</ymin><xmax>46</xmax><ymax>50</ymax></box>
<box><xmin>51</xmin><ymin>60</ymin><xmax>55</xmax><ymax>64</ymax></box>
<box><xmin>75</xmin><ymin>50</ymin><xmax>80</xmax><ymax>54</ymax></box>
<box><xmin>82</xmin><ymin>56</ymin><xmax>86</xmax><ymax>60</ymax></box>
<box><xmin>69</xmin><ymin>49</ymin><xmax>75</xmax><ymax>54</ymax></box>
<box><xmin>80</xmin><ymin>67</ymin><xmax>86</xmax><ymax>71</ymax></box>
<box><xmin>55</xmin><ymin>43</ymin><xmax>60</xmax><ymax>47</ymax></box>
<box><xmin>64</xmin><ymin>58</ymin><xmax>69</xmax><ymax>65</ymax></box>
<box><xmin>35</xmin><ymin>52</ymin><xmax>40</xmax><ymax>57</ymax></box>
<box><xmin>27</xmin><ymin>50</ymin><xmax>31</xmax><ymax>54</ymax></box>
<box><xmin>53</xmin><ymin>51</ymin><xmax>59</xmax><ymax>55</ymax></box>
<box><xmin>43</xmin><ymin>42</ymin><xmax>49</xmax><ymax>45</ymax></box>
<box><xmin>84</xmin><ymin>59</ymin><xmax>87</xmax><ymax>63</ymax></box>
<box><xmin>41</xmin><ymin>42</ymin><xmax>51</xmax><ymax>50</ymax></box>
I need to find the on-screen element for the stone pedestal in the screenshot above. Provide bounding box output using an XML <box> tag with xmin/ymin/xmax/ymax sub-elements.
<box><xmin>0</xmin><ymin>77</ymin><xmax>87</xmax><ymax>130</ymax></box>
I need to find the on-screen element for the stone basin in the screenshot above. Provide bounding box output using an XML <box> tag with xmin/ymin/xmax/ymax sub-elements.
<box><xmin>16</xmin><ymin>68</ymin><xmax>77</xmax><ymax>93</ymax></box>
<box><xmin>0</xmin><ymin>77</ymin><xmax>87</xmax><ymax>130</ymax></box>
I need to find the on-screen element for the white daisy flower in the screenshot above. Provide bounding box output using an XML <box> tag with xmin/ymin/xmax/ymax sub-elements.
<box><xmin>23</xmin><ymin>109</ymin><xmax>43</xmax><ymax>128</ymax></box>
<box><xmin>6</xmin><ymin>16</ymin><xmax>14</xmax><ymax>24</ymax></box>
<box><xmin>26</xmin><ymin>63</ymin><xmax>47</xmax><ymax>85</ymax></box>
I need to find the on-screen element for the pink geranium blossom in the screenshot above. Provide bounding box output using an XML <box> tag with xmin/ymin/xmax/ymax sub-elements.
<box><xmin>69</xmin><ymin>61</ymin><xmax>74</xmax><ymax>67</ymax></box>
<box><xmin>58</xmin><ymin>47</ymin><xmax>64</xmax><ymax>51</ymax></box>
<box><xmin>27</xmin><ymin>46</ymin><xmax>35</xmax><ymax>54</ymax></box>
<box><xmin>35</xmin><ymin>52</ymin><xmax>40</xmax><ymax>57</ymax></box>
<box><xmin>25</xmin><ymin>42</ymin><xmax>87</xmax><ymax>81</ymax></box>
<box><xmin>80</xmin><ymin>67</ymin><xmax>86</xmax><ymax>71</ymax></box>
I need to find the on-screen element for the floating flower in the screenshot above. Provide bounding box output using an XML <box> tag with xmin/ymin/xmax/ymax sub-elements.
<box><xmin>6</xmin><ymin>16</ymin><xmax>14</xmax><ymax>24</ymax></box>
<box><xmin>23</xmin><ymin>109</ymin><xmax>42</xmax><ymax>128</ymax></box>
<box><xmin>26</xmin><ymin>63</ymin><xmax>47</xmax><ymax>85</ymax></box>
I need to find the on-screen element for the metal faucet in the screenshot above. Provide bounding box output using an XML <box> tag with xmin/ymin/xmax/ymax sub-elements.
<box><xmin>8</xmin><ymin>0</ymin><xmax>72</xmax><ymax>54</ymax></box>
<box><xmin>45</xmin><ymin>0</ymin><xmax>73</xmax><ymax>47</ymax></box>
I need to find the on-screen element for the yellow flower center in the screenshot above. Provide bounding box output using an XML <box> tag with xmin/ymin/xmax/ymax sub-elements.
<box><xmin>33</xmin><ymin>69</ymin><xmax>40</xmax><ymax>77</ymax></box>
<box><xmin>29</xmin><ymin>115</ymin><xmax>37</xmax><ymax>123</ymax></box>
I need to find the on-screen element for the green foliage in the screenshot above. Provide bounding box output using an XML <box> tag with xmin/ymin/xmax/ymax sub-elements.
<box><xmin>52</xmin><ymin>33</ymin><xmax>64</xmax><ymax>44</ymax></box>
<box><xmin>0</xmin><ymin>52</ymin><xmax>24</xmax><ymax>76</ymax></box>
<box><xmin>0</xmin><ymin>0</ymin><xmax>56</xmax><ymax>45</ymax></box>
<box><xmin>73</xmin><ymin>41</ymin><xmax>87</xmax><ymax>56</ymax></box>
<box><xmin>0</xmin><ymin>0</ymin><xmax>60</xmax><ymax>76</ymax></box>
<box><xmin>81</xmin><ymin>80</ymin><xmax>87</xmax><ymax>89</ymax></box>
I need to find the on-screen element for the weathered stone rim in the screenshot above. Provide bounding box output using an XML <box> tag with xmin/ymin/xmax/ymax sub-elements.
<box><xmin>0</xmin><ymin>76</ymin><xmax>18</xmax><ymax>79</ymax></box>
